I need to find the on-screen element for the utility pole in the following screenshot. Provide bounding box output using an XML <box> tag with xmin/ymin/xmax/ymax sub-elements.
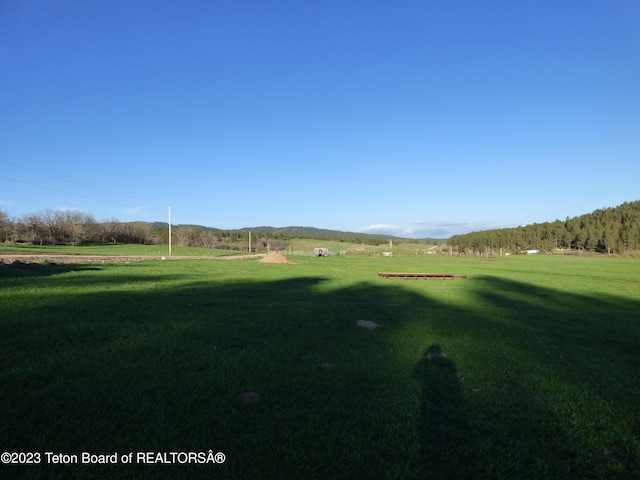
<box><xmin>168</xmin><ymin>206</ymin><xmax>172</xmax><ymax>257</ymax></box>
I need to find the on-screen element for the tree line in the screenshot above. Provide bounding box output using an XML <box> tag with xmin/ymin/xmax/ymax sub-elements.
<box><xmin>0</xmin><ymin>209</ymin><xmax>286</xmax><ymax>251</ymax></box>
<box><xmin>156</xmin><ymin>224</ymin><xmax>286</xmax><ymax>251</ymax></box>
<box><xmin>0</xmin><ymin>208</ymin><xmax>420</xmax><ymax>251</ymax></box>
<box><xmin>0</xmin><ymin>209</ymin><xmax>160</xmax><ymax>245</ymax></box>
<box><xmin>447</xmin><ymin>200</ymin><xmax>640</xmax><ymax>255</ymax></box>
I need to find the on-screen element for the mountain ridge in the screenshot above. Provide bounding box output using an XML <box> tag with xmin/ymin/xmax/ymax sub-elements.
<box><xmin>149</xmin><ymin>223</ymin><xmax>444</xmax><ymax>243</ymax></box>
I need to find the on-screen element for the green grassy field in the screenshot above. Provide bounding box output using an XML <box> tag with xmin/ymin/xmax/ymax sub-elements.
<box><xmin>0</xmin><ymin>243</ymin><xmax>241</xmax><ymax>257</ymax></box>
<box><xmin>286</xmin><ymin>238</ymin><xmax>439</xmax><ymax>256</ymax></box>
<box><xmin>1</xmin><ymin>253</ymin><xmax>639</xmax><ymax>479</ymax></box>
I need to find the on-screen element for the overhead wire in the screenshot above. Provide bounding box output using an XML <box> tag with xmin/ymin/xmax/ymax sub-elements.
<box><xmin>0</xmin><ymin>175</ymin><xmax>135</xmax><ymax>209</ymax></box>
<box><xmin>0</xmin><ymin>161</ymin><xmax>215</xmax><ymax>227</ymax></box>
<box><xmin>0</xmin><ymin>159</ymin><xmax>160</xmax><ymax>205</ymax></box>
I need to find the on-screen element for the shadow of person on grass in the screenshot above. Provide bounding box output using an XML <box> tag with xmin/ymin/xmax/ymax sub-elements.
<box><xmin>414</xmin><ymin>345</ymin><xmax>475</xmax><ymax>479</ymax></box>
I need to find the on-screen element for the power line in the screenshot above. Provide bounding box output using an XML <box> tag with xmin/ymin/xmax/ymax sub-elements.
<box><xmin>0</xmin><ymin>175</ymin><xmax>135</xmax><ymax>209</ymax></box>
<box><xmin>0</xmin><ymin>159</ymin><xmax>153</xmax><ymax>204</ymax></box>
<box><xmin>1</xmin><ymin>162</ymin><xmax>217</xmax><ymax>227</ymax></box>
<box><xmin>0</xmin><ymin>159</ymin><xmax>170</xmax><ymax>218</ymax></box>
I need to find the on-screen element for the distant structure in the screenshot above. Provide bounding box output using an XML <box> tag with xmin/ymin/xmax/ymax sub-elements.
<box><xmin>314</xmin><ymin>248</ymin><xmax>330</xmax><ymax>257</ymax></box>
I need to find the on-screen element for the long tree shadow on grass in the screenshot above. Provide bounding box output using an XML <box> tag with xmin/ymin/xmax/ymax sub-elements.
<box><xmin>2</xmin><ymin>265</ymin><xmax>640</xmax><ymax>479</ymax></box>
<box><xmin>0</xmin><ymin>261</ymin><xmax>103</xmax><ymax>279</ymax></box>
<box><xmin>460</xmin><ymin>275</ymin><xmax>640</xmax><ymax>478</ymax></box>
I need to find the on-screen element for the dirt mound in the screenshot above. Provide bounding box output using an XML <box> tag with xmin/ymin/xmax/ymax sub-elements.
<box><xmin>258</xmin><ymin>251</ymin><xmax>296</xmax><ymax>264</ymax></box>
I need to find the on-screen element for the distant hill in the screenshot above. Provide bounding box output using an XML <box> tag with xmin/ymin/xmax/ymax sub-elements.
<box><xmin>151</xmin><ymin>223</ymin><xmax>443</xmax><ymax>244</ymax></box>
<box><xmin>447</xmin><ymin>200</ymin><xmax>640</xmax><ymax>254</ymax></box>
<box><xmin>2</xmin><ymin>211</ymin><xmax>442</xmax><ymax>247</ymax></box>
<box><xmin>245</xmin><ymin>225</ymin><xmax>407</xmax><ymax>242</ymax></box>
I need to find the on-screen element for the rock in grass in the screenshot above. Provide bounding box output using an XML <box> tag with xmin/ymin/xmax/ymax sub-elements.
<box><xmin>315</xmin><ymin>362</ymin><xmax>334</xmax><ymax>369</ymax></box>
<box><xmin>236</xmin><ymin>392</ymin><xmax>262</xmax><ymax>404</ymax></box>
<box><xmin>356</xmin><ymin>320</ymin><xmax>380</xmax><ymax>330</ymax></box>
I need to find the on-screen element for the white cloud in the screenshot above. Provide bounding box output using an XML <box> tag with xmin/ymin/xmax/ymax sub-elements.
<box><xmin>355</xmin><ymin>223</ymin><xmax>418</xmax><ymax>237</ymax></box>
<box><xmin>357</xmin><ymin>223</ymin><xmax>402</xmax><ymax>233</ymax></box>
<box><xmin>356</xmin><ymin>219</ymin><xmax>516</xmax><ymax>239</ymax></box>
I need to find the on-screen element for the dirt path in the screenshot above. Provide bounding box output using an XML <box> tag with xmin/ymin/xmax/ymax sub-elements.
<box><xmin>0</xmin><ymin>254</ymin><xmax>265</xmax><ymax>265</ymax></box>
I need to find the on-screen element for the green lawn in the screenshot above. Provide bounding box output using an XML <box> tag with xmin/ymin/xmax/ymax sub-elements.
<box><xmin>286</xmin><ymin>238</ymin><xmax>438</xmax><ymax>256</ymax></box>
<box><xmin>0</xmin><ymin>243</ymin><xmax>241</xmax><ymax>257</ymax></box>
<box><xmin>1</xmin><ymin>254</ymin><xmax>638</xmax><ymax>479</ymax></box>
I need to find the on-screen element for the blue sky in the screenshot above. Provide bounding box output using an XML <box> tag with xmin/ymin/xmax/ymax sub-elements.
<box><xmin>1</xmin><ymin>1</ymin><xmax>639</xmax><ymax>238</ymax></box>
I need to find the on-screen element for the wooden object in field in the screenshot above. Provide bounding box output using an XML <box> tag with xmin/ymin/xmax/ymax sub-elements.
<box><xmin>378</xmin><ymin>272</ymin><xmax>467</xmax><ymax>279</ymax></box>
